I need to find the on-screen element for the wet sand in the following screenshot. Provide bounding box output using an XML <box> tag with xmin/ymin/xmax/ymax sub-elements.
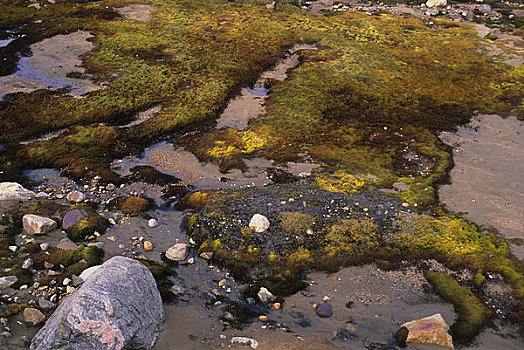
<box><xmin>0</xmin><ymin>31</ymin><xmax>102</xmax><ymax>100</ymax></box>
<box><xmin>439</xmin><ymin>114</ymin><xmax>524</xmax><ymax>259</ymax></box>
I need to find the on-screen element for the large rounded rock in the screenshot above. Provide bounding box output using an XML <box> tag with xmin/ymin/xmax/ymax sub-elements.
<box><xmin>30</xmin><ymin>256</ymin><xmax>163</xmax><ymax>350</ymax></box>
<box><xmin>395</xmin><ymin>313</ymin><xmax>453</xmax><ymax>348</ymax></box>
<box><xmin>66</xmin><ymin>190</ymin><xmax>85</xmax><ymax>203</ymax></box>
<box><xmin>0</xmin><ymin>182</ymin><xmax>36</xmax><ymax>201</ymax></box>
<box><xmin>23</xmin><ymin>214</ymin><xmax>57</xmax><ymax>235</ymax></box>
<box><xmin>249</xmin><ymin>214</ymin><xmax>270</xmax><ymax>233</ymax></box>
<box><xmin>23</xmin><ymin>308</ymin><xmax>46</xmax><ymax>326</ymax></box>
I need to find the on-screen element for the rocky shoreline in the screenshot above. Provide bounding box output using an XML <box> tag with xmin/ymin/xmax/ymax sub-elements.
<box><xmin>0</xmin><ymin>0</ymin><xmax>523</xmax><ymax>349</ymax></box>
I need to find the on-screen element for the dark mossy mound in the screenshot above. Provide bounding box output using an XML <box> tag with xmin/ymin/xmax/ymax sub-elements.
<box><xmin>65</xmin><ymin>207</ymin><xmax>108</xmax><ymax>242</ymax></box>
<box><xmin>188</xmin><ymin>180</ymin><xmax>524</xmax><ymax>333</ymax></box>
<box><xmin>106</xmin><ymin>195</ymin><xmax>153</xmax><ymax>215</ymax></box>
<box><xmin>424</xmin><ymin>271</ymin><xmax>492</xmax><ymax>344</ymax></box>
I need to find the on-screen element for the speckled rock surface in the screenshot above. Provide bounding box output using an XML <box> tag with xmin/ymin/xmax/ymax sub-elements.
<box><xmin>30</xmin><ymin>256</ymin><xmax>163</xmax><ymax>350</ymax></box>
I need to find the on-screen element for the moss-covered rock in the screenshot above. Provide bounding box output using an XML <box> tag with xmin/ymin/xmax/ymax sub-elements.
<box><xmin>106</xmin><ymin>196</ymin><xmax>153</xmax><ymax>215</ymax></box>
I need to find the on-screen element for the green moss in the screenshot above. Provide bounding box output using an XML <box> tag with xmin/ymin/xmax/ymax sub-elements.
<box><xmin>0</xmin><ymin>303</ymin><xmax>28</xmax><ymax>318</ymax></box>
<box><xmin>279</xmin><ymin>212</ymin><xmax>315</xmax><ymax>235</ymax></box>
<box><xmin>474</xmin><ymin>273</ymin><xmax>486</xmax><ymax>289</ymax></box>
<box><xmin>107</xmin><ymin>196</ymin><xmax>153</xmax><ymax>215</ymax></box>
<box><xmin>64</xmin><ymin>245</ymin><xmax>104</xmax><ymax>267</ymax></box>
<box><xmin>66</xmin><ymin>210</ymin><xmax>108</xmax><ymax>242</ymax></box>
<box><xmin>424</xmin><ymin>271</ymin><xmax>492</xmax><ymax>344</ymax></box>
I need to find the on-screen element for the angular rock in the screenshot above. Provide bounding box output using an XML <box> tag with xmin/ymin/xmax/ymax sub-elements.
<box><xmin>426</xmin><ymin>0</ymin><xmax>446</xmax><ymax>7</ymax></box>
<box><xmin>249</xmin><ymin>214</ymin><xmax>270</xmax><ymax>233</ymax></box>
<box><xmin>0</xmin><ymin>276</ymin><xmax>18</xmax><ymax>289</ymax></box>
<box><xmin>23</xmin><ymin>308</ymin><xmax>46</xmax><ymax>326</ymax></box>
<box><xmin>66</xmin><ymin>190</ymin><xmax>85</xmax><ymax>203</ymax></box>
<box><xmin>62</xmin><ymin>209</ymin><xmax>86</xmax><ymax>230</ymax></box>
<box><xmin>22</xmin><ymin>214</ymin><xmax>57</xmax><ymax>235</ymax></box>
<box><xmin>22</xmin><ymin>258</ymin><xmax>33</xmax><ymax>269</ymax></box>
<box><xmin>257</xmin><ymin>287</ymin><xmax>275</xmax><ymax>304</ymax></box>
<box><xmin>56</xmin><ymin>238</ymin><xmax>78</xmax><ymax>251</ymax></box>
<box><xmin>395</xmin><ymin>313</ymin><xmax>453</xmax><ymax>348</ymax></box>
<box><xmin>143</xmin><ymin>241</ymin><xmax>153</xmax><ymax>251</ymax></box>
<box><xmin>0</xmin><ymin>182</ymin><xmax>36</xmax><ymax>201</ymax></box>
<box><xmin>316</xmin><ymin>302</ymin><xmax>333</xmax><ymax>318</ymax></box>
<box><xmin>30</xmin><ymin>256</ymin><xmax>163</xmax><ymax>350</ymax></box>
<box><xmin>231</xmin><ymin>337</ymin><xmax>259</xmax><ymax>349</ymax></box>
<box><xmin>165</xmin><ymin>243</ymin><xmax>188</xmax><ymax>261</ymax></box>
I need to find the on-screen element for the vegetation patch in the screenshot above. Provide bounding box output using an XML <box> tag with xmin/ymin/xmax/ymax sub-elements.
<box><xmin>424</xmin><ymin>271</ymin><xmax>492</xmax><ymax>344</ymax></box>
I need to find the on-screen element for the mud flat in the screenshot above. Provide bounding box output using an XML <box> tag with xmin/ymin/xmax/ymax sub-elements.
<box><xmin>0</xmin><ymin>31</ymin><xmax>102</xmax><ymax>100</ymax></box>
<box><xmin>439</xmin><ymin>114</ymin><xmax>524</xmax><ymax>259</ymax></box>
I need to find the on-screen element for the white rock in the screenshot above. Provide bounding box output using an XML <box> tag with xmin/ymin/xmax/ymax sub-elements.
<box><xmin>0</xmin><ymin>276</ymin><xmax>18</xmax><ymax>289</ymax></box>
<box><xmin>165</xmin><ymin>243</ymin><xmax>188</xmax><ymax>261</ymax></box>
<box><xmin>231</xmin><ymin>337</ymin><xmax>259</xmax><ymax>349</ymax></box>
<box><xmin>426</xmin><ymin>0</ymin><xmax>446</xmax><ymax>7</ymax></box>
<box><xmin>22</xmin><ymin>214</ymin><xmax>57</xmax><ymax>235</ymax></box>
<box><xmin>108</xmin><ymin>218</ymin><xmax>116</xmax><ymax>225</ymax></box>
<box><xmin>249</xmin><ymin>214</ymin><xmax>270</xmax><ymax>233</ymax></box>
<box><xmin>0</xmin><ymin>182</ymin><xmax>36</xmax><ymax>201</ymax></box>
<box><xmin>148</xmin><ymin>218</ymin><xmax>158</xmax><ymax>228</ymax></box>
<box><xmin>257</xmin><ymin>287</ymin><xmax>275</xmax><ymax>304</ymax></box>
<box><xmin>22</xmin><ymin>258</ymin><xmax>33</xmax><ymax>269</ymax></box>
<box><xmin>40</xmin><ymin>243</ymin><xmax>49</xmax><ymax>251</ymax></box>
<box><xmin>8</xmin><ymin>246</ymin><xmax>17</xmax><ymax>252</ymax></box>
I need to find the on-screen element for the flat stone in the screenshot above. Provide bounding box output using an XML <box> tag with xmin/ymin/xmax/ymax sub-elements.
<box><xmin>426</xmin><ymin>0</ymin><xmax>446</xmax><ymax>7</ymax></box>
<box><xmin>0</xmin><ymin>276</ymin><xmax>18</xmax><ymax>289</ymax></box>
<box><xmin>231</xmin><ymin>337</ymin><xmax>259</xmax><ymax>349</ymax></box>
<box><xmin>249</xmin><ymin>214</ymin><xmax>270</xmax><ymax>233</ymax></box>
<box><xmin>0</xmin><ymin>182</ymin><xmax>36</xmax><ymax>201</ymax></box>
<box><xmin>38</xmin><ymin>299</ymin><xmax>54</xmax><ymax>310</ymax></box>
<box><xmin>396</xmin><ymin>313</ymin><xmax>453</xmax><ymax>348</ymax></box>
<box><xmin>165</xmin><ymin>243</ymin><xmax>188</xmax><ymax>261</ymax></box>
<box><xmin>56</xmin><ymin>238</ymin><xmax>77</xmax><ymax>251</ymax></box>
<box><xmin>23</xmin><ymin>214</ymin><xmax>57</xmax><ymax>235</ymax></box>
<box><xmin>23</xmin><ymin>308</ymin><xmax>46</xmax><ymax>326</ymax></box>
<box><xmin>40</xmin><ymin>243</ymin><xmax>49</xmax><ymax>251</ymax></box>
<box><xmin>62</xmin><ymin>209</ymin><xmax>86</xmax><ymax>230</ymax></box>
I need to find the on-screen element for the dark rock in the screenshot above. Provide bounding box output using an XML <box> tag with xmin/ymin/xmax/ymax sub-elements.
<box><xmin>62</xmin><ymin>209</ymin><xmax>86</xmax><ymax>230</ymax></box>
<box><xmin>30</xmin><ymin>256</ymin><xmax>163</xmax><ymax>350</ymax></box>
<box><xmin>128</xmin><ymin>166</ymin><xmax>180</xmax><ymax>185</ymax></box>
<box><xmin>266</xmin><ymin>168</ymin><xmax>299</xmax><ymax>184</ymax></box>
<box><xmin>316</xmin><ymin>302</ymin><xmax>333</xmax><ymax>318</ymax></box>
<box><xmin>395</xmin><ymin>326</ymin><xmax>409</xmax><ymax>347</ymax></box>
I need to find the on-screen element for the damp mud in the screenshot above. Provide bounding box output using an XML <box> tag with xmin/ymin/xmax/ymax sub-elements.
<box><xmin>439</xmin><ymin>114</ymin><xmax>524</xmax><ymax>260</ymax></box>
<box><xmin>0</xmin><ymin>31</ymin><xmax>102</xmax><ymax>100</ymax></box>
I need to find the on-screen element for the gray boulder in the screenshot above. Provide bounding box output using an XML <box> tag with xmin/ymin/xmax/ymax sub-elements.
<box><xmin>30</xmin><ymin>256</ymin><xmax>163</xmax><ymax>350</ymax></box>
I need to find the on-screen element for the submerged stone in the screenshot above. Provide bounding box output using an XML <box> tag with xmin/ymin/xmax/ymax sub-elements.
<box><xmin>316</xmin><ymin>302</ymin><xmax>333</xmax><ymax>318</ymax></box>
<box><xmin>165</xmin><ymin>243</ymin><xmax>188</xmax><ymax>261</ymax></box>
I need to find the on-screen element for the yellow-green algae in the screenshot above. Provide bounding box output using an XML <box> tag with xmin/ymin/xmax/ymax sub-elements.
<box><xmin>0</xmin><ymin>0</ymin><xmax>520</xmax><ymax>193</ymax></box>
